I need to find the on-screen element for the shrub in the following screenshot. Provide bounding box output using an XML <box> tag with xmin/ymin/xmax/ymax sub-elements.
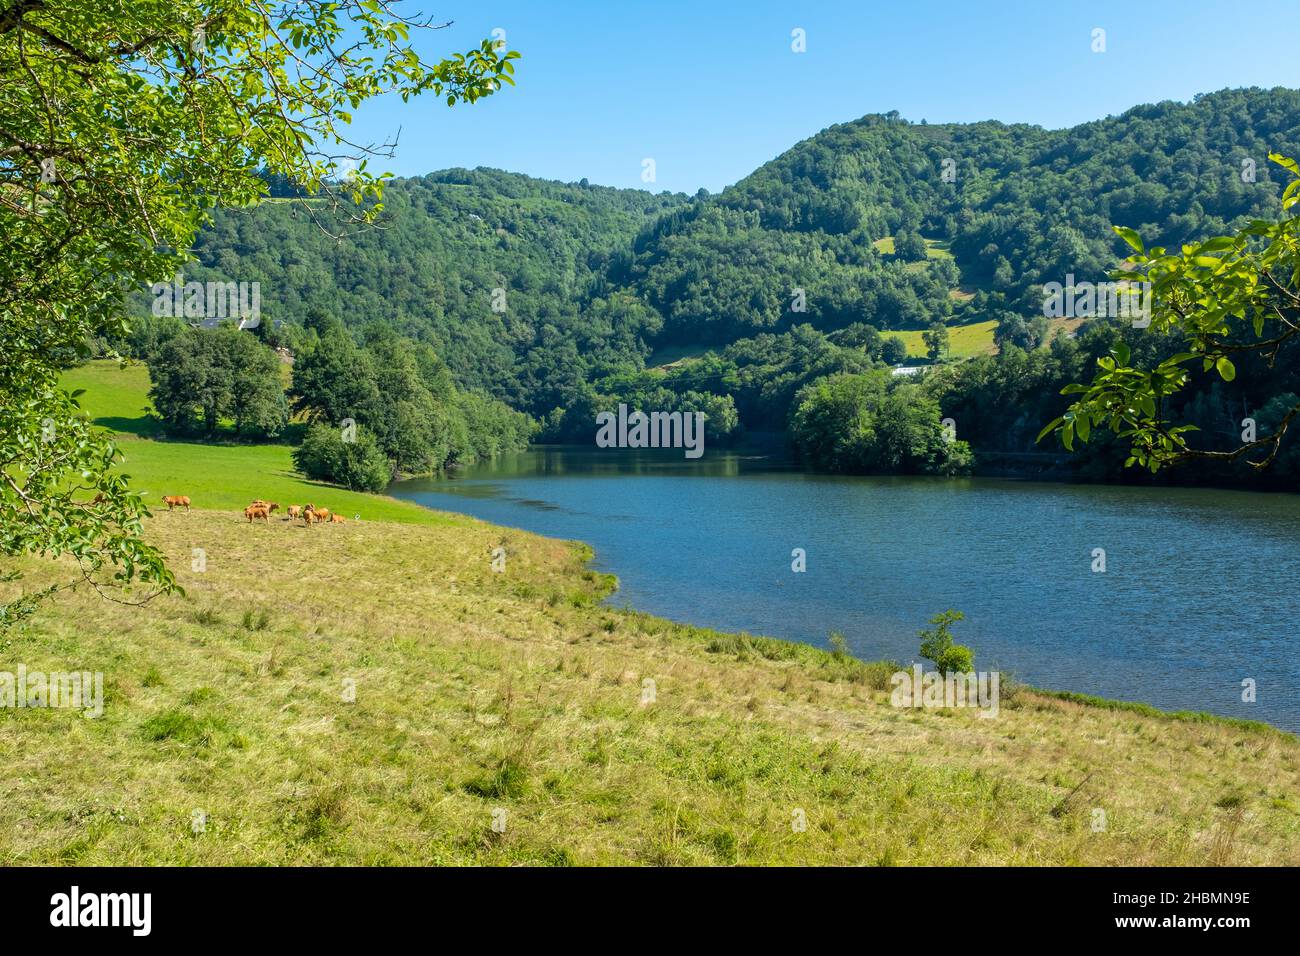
<box><xmin>293</xmin><ymin>422</ymin><xmax>391</xmax><ymax>492</ymax></box>
<box><xmin>918</xmin><ymin>609</ymin><xmax>974</xmax><ymax>675</ymax></box>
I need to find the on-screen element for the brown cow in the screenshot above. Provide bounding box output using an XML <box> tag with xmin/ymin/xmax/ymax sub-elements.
<box><xmin>312</xmin><ymin>507</ymin><xmax>331</xmax><ymax>523</ymax></box>
<box><xmin>249</xmin><ymin>499</ymin><xmax>280</xmax><ymax>514</ymax></box>
<box><xmin>287</xmin><ymin>505</ymin><xmax>303</xmax><ymax>520</ymax></box>
<box><xmin>244</xmin><ymin>504</ymin><xmax>270</xmax><ymax>523</ymax></box>
<box><xmin>162</xmin><ymin>495</ymin><xmax>190</xmax><ymax>511</ymax></box>
<box><xmin>329</xmin><ymin>513</ymin><xmax>345</xmax><ymax>524</ymax></box>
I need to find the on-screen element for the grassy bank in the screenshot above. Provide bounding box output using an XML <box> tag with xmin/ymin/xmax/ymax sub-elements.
<box><xmin>0</xmin><ymin>361</ymin><xmax>1294</xmax><ymax>865</ymax></box>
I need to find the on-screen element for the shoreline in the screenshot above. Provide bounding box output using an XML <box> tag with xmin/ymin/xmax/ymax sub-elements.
<box><xmin>382</xmin><ymin>485</ymin><xmax>1293</xmax><ymax>739</ymax></box>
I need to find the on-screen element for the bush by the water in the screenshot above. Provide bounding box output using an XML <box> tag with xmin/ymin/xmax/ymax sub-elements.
<box><xmin>293</xmin><ymin>422</ymin><xmax>391</xmax><ymax>492</ymax></box>
<box><xmin>918</xmin><ymin>609</ymin><xmax>974</xmax><ymax>675</ymax></box>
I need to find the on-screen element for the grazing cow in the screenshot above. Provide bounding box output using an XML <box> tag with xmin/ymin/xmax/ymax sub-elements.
<box><xmin>330</xmin><ymin>513</ymin><xmax>345</xmax><ymax>523</ymax></box>
<box><xmin>162</xmin><ymin>495</ymin><xmax>190</xmax><ymax>512</ymax></box>
<box><xmin>244</xmin><ymin>504</ymin><xmax>270</xmax><ymax>523</ymax></box>
<box><xmin>287</xmin><ymin>505</ymin><xmax>303</xmax><ymax>520</ymax></box>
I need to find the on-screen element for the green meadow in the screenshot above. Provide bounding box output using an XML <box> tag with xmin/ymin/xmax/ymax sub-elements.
<box><xmin>60</xmin><ymin>361</ymin><xmax>448</xmax><ymax>526</ymax></box>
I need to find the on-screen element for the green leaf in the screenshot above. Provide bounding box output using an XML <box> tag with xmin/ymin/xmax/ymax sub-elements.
<box><xmin>1215</xmin><ymin>356</ymin><xmax>1236</xmax><ymax>381</ymax></box>
<box><xmin>1035</xmin><ymin>417</ymin><xmax>1064</xmax><ymax>442</ymax></box>
<box><xmin>1196</xmin><ymin>236</ymin><xmax>1236</xmax><ymax>253</ymax></box>
<box><xmin>1269</xmin><ymin>152</ymin><xmax>1300</xmax><ymax>176</ymax></box>
<box><xmin>1113</xmin><ymin>225</ymin><xmax>1144</xmax><ymax>253</ymax></box>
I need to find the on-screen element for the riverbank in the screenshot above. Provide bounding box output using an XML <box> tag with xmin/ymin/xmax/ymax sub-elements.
<box><xmin>3</xmin><ymin>508</ymin><xmax>1298</xmax><ymax>865</ymax></box>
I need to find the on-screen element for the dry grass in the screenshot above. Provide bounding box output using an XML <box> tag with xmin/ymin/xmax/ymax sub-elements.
<box><xmin>2</xmin><ymin>511</ymin><xmax>1297</xmax><ymax>865</ymax></box>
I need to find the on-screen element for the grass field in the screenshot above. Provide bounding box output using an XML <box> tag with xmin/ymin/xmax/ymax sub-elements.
<box><xmin>60</xmin><ymin>362</ymin><xmax>446</xmax><ymax>526</ymax></box>
<box><xmin>646</xmin><ymin>343</ymin><xmax>714</xmax><ymax>370</ymax></box>
<box><xmin>3</xmin><ymin>362</ymin><xmax>1295</xmax><ymax>865</ymax></box>
<box><xmin>893</xmin><ymin>317</ymin><xmax>1084</xmax><ymax>362</ymax></box>
<box><xmin>895</xmin><ymin>319</ymin><xmax>1000</xmax><ymax>360</ymax></box>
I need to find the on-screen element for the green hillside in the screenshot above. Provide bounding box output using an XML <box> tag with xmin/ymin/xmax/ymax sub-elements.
<box><xmin>110</xmin><ymin>88</ymin><xmax>1300</xmax><ymax>481</ymax></box>
<box><xmin>144</xmin><ymin>89</ymin><xmax>1300</xmax><ymax>420</ymax></box>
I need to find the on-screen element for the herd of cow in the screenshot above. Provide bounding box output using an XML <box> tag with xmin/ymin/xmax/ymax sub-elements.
<box><xmin>161</xmin><ymin>494</ymin><xmax>346</xmax><ymax>525</ymax></box>
<box><xmin>244</xmin><ymin>499</ymin><xmax>345</xmax><ymax>525</ymax></box>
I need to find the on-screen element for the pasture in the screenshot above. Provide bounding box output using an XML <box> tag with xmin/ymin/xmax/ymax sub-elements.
<box><xmin>59</xmin><ymin>361</ymin><xmax>453</xmax><ymax>527</ymax></box>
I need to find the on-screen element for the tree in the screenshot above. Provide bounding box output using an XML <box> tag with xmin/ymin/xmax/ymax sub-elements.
<box><xmin>678</xmin><ymin>390</ymin><xmax>741</xmax><ymax>442</ymax></box>
<box><xmin>293</xmin><ymin>322</ymin><xmax>532</xmax><ymax>473</ymax></box>
<box><xmin>918</xmin><ymin>610</ymin><xmax>974</xmax><ymax>675</ymax></box>
<box><xmin>148</xmin><ymin>325</ymin><xmax>287</xmax><ymax>438</ymax></box>
<box><xmin>836</xmin><ymin>322</ymin><xmax>883</xmax><ymax>357</ymax></box>
<box><xmin>993</xmin><ymin>315</ymin><xmax>1033</xmax><ymax>352</ymax></box>
<box><xmin>0</xmin><ymin>2</ymin><xmax>516</xmax><ymax>609</ymax></box>
<box><xmin>894</xmin><ymin>230</ymin><xmax>929</xmax><ymax>262</ymax></box>
<box><xmin>922</xmin><ymin>322</ymin><xmax>951</xmax><ymax>362</ymax></box>
<box><xmin>1040</xmin><ymin>154</ymin><xmax>1300</xmax><ymax>474</ymax></box>
<box><xmin>789</xmin><ymin>371</ymin><xmax>972</xmax><ymax>475</ymax></box>
<box><xmin>992</xmin><ymin>256</ymin><xmax>1015</xmax><ymax>291</ymax></box>
<box><xmin>293</xmin><ymin>422</ymin><xmax>392</xmax><ymax>493</ymax></box>
<box><xmin>881</xmin><ymin>335</ymin><xmax>909</xmax><ymax>364</ymax></box>
<box><xmin>292</xmin><ymin>327</ymin><xmax>382</xmax><ymax>427</ymax></box>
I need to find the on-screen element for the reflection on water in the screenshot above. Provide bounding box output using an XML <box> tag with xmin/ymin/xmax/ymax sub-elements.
<box><xmin>393</xmin><ymin>445</ymin><xmax>1300</xmax><ymax>732</ymax></box>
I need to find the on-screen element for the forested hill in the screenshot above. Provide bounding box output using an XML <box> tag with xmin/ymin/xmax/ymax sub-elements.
<box><xmin>142</xmin><ymin>87</ymin><xmax>1300</xmax><ymax>475</ymax></box>
<box><xmin>185</xmin><ymin>169</ymin><xmax>690</xmax><ymax>414</ymax></box>
<box><xmin>627</xmin><ymin>87</ymin><xmax>1300</xmax><ymax>344</ymax></box>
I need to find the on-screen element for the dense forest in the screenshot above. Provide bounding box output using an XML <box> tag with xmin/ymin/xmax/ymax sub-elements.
<box><xmin>117</xmin><ymin>87</ymin><xmax>1300</xmax><ymax>486</ymax></box>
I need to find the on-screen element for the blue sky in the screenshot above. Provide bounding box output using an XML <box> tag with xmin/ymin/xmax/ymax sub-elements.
<box><xmin>348</xmin><ymin>0</ymin><xmax>1300</xmax><ymax>194</ymax></box>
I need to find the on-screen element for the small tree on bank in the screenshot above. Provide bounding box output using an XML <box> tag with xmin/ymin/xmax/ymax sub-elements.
<box><xmin>918</xmin><ymin>609</ymin><xmax>974</xmax><ymax>675</ymax></box>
